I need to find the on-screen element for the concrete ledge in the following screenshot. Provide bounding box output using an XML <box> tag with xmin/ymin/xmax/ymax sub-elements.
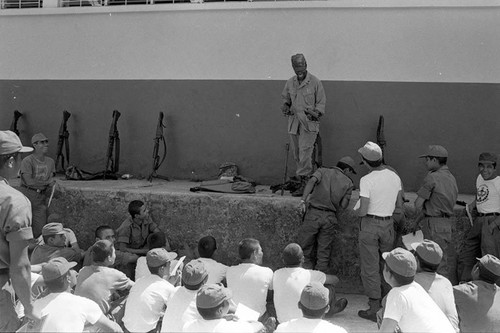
<box><xmin>43</xmin><ymin>178</ymin><xmax>473</xmax><ymax>293</ymax></box>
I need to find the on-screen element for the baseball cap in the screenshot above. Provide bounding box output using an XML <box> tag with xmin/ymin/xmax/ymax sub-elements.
<box><xmin>419</xmin><ymin>145</ymin><xmax>448</xmax><ymax>158</ymax></box>
<box><xmin>479</xmin><ymin>152</ymin><xmax>497</xmax><ymax>165</ymax></box>
<box><xmin>299</xmin><ymin>282</ymin><xmax>330</xmax><ymax>310</ymax></box>
<box><xmin>358</xmin><ymin>141</ymin><xmax>382</xmax><ymax>162</ymax></box>
<box><xmin>31</xmin><ymin>133</ymin><xmax>48</xmax><ymax>145</ymax></box>
<box><xmin>42</xmin><ymin>223</ymin><xmax>66</xmax><ymax>236</ymax></box>
<box><xmin>182</xmin><ymin>259</ymin><xmax>208</xmax><ymax>286</ymax></box>
<box><xmin>283</xmin><ymin>243</ymin><xmax>304</xmax><ymax>266</ymax></box>
<box><xmin>196</xmin><ymin>284</ymin><xmax>232</xmax><ymax>309</ymax></box>
<box><xmin>338</xmin><ymin>156</ymin><xmax>357</xmax><ymax>174</ymax></box>
<box><xmin>146</xmin><ymin>248</ymin><xmax>177</xmax><ymax>268</ymax></box>
<box><xmin>411</xmin><ymin>240</ymin><xmax>443</xmax><ymax>266</ymax></box>
<box><xmin>42</xmin><ymin>257</ymin><xmax>77</xmax><ymax>282</ymax></box>
<box><xmin>382</xmin><ymin>247</ymin><xmax>417</xmax><ymax>277</ymax></box>
<box><xmin>0</xmin><ymin>130</ymin><xmax>33</xmax><ymax>155</ymax></box>
<box><xmin>291</xmin><ymin>54</ymin><xmax>307</xmax><ymax>69</ymax></box>
<box><xmin>477</xmin><ymin>254</ymin><xmax>500</xmax><ymax>278</ymax></box>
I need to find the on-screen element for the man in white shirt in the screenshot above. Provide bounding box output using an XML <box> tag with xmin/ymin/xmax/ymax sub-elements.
<box><xmin>275</xmin><ymin>282</ymin><xmax>347</xmax><ymax>333</ymax></box>
<box><xmin>412</xmin><ymin>240</ymin><xmax>459</xmax><ymax>332</ymax></box>
<box><xmin>183</xmin><ymin>284</ymin><xmax>263</xmax><ymax>332</ymax></box>
<box><xmin>33</xmin><ymin>257</ymin><xmax>122</xmax><ymax>332</ymax></box>
<box><xmin>379</xmin><ymin>248</ymin><xmax>455</xmax><ymax>333</ymax></box>
<box><xmin>273</xmin><ymin>243</ymin><xmax>346</xmax><ymax>323</ymax></box>
<box><xmin>197</xmin><ymin>236</ymin><xmax>228</xmax><ymax>285</ymax></box>
<box><xmin>160</xmin><ymin>259</ymin><xmax>208</xmax><ymax>332</ymax></box>
<box><xmin>355</xmin><ymin>141</ymin><xmax>403</xmax><ymax>322</ymax></box>
<box><xmin>226</xmin><ymin>238</ymin><xmax>273</xmax><ymax>318</ymax></box>
<box><xmin>122</xmin><ymin>248</ymin><xmax>178</xmax><ymax>333</ymax></box>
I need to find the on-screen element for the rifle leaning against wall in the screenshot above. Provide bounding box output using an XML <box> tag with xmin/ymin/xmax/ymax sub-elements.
<box><xmin>148</xmin><ymin>111</ymin><xmax>170</xmax><ymax>182</ymax></box>
<box><xmin>10</xmin><ymin>110</ymin><xmax>23</xmax><ymax>135</ymax></box>
<box><xmin>376</xmin><ymin>115</ymin><xmax>386</xmax><ymax>164</ymax></box>
<box><xmin>55</xmin><ymin>110</ymin><xmax>71</xmax><ymax>173</ymax></box>
<box><xmin>104</xmin><ymin>110</ymin><xmax>121</xmax><ymax>180</ymax></box>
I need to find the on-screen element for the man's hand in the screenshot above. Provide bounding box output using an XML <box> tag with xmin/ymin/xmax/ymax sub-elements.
<box><xmin>281</xmin><ymin>104</ymin><xmax>293</xmax><ymax>116</ymax></box>
<box><xmin>298</xmin><ymin>200</ymin><xmax>307</xmax><ymax>215</ymax></box>
<box><xmin>304</xmin><ymin>108</ymin><xmax>320</xmax><ymax>120</ymax></box>
<box><xmin>23</xmin><ymin>304</ymin><xmax>42</xmax><ymax>322</ymax></box>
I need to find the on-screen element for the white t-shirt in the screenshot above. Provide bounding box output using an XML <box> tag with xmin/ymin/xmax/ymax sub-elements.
<box><xmin>476</xmin><ymin>175</ymin><xmax>500</xmax><ymax>213</ymax></box>
<box><xmin>183</xmin><ymin>318</ymin><xmax>256</xmax><ymax>333</ymax></box>
<box><xmin>226</xmin><ymin>263</ymin><xmax>273</xmax><ymax>316</ymax></box>
<box><xmin>273</xmin><ymin>267</ymin><xmax>326</xmax><ymax>323</ymax></box>
<box><xmin>123</xmin><ymin>274</ymin><xmax>176</xmax><ymax>333</ymax></box>
<box><xmin>33</xmin><ymin>292</ymin><xmax>102</xmax><ymax>333</ymax></box>
<box><xmin>160</xmin><ymin>286</ymin><xmax>201</xmax><ymax>332</ymax></box>
<box><xmin>275</xmin><ymin>317</ymin><xmax>347</xmax><ymax>333</ymax></box>
<box><xmin>384</xmin><ymin>281</ymin><xmax>455</xmax><ymax>333</ymax></box>
<box><xmin>359</xmin><ymin>168</ymin><xmax>402</xmax><ymax>216</ymax></box>
<box><xmin>415</xmin><ymin>271</ymin><xmax>459</xmax><ymax>332</ymax></box>
<box><xmin>198</xmin><ymin>257</ymin><xmax>228</xmax><ymax>285</ymax></box>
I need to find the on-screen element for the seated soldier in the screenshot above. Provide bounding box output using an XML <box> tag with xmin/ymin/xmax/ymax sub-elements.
<box><xmin>116</xmin><ymin>200</ymin><xmax>163</xmax><ymax>256</ymax></box>
<box><xmin>453</xmin><ymin>254</ymin><xmax>500</xmax><ymax>332</ymax></box>
<box><xmin>197</xmin><ymin>235</ymin><xmax>228</xmax><ymax>285</ymax></box>
<box><xmin>226</xmin><ymin>238</ymin><xmax>273</xmax><ymax>318</ymax></box>
<box><xmin>273</xmin><ymin>243</ymin><xmax>347</xmax><ymax>324</ymax></box>
<box><xmin>31</xmin><ymin>223</ymin><xmax>83</xmax><ymax>265</ymax></box>
<box><xmin>32</xmin><ymin>257</ymin><xmax>122</xmax><ymax>332</ymax></box>
<box><xmin>379</xmin><ymin>248</ymin><xmax>455</xmax><ymax>333</ymax></box>
<box><xmin>122</xmin><ymin>248</ymin><xmax>179</xmax><ymax>333</ymax></box>
<box><xmin>160</xmin><ymin>259</ymin><xmax>208</xmax><ymax>332</ymax></box>
<box><xmin>36</xmin><ymin>214</ymin><xmax>81</xmax><ymax>250</ymax></box>
<box><xmin>412</xmin><ymin>240</ymin><xmax>459</xmax><ymax>332</ymax></box>
<box><xmin>275</xmin><ymin>282</ymin><xmax>348</xmax><ymax>333</ymax></box>
<box><xmin>75</xmin><ymin>240</ymin><xmax>134</xmax><ymax>316</ymax></box>
<box><xmin>83</xmin><ymin>225</ymin><xmax>139</xmax><ymax>273</ymax></box>
<box><xmin>135</xmin><ymin>232</ymin><xmax>180</xmax><ymax>282</ymax></box>
<box><xmin>183</xmin><ymin>284</ymin><xmax>264</xmax><ymax>333</ymax></box>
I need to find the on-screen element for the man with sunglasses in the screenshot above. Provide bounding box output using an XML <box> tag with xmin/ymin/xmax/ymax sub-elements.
<box><xmin>20</xmin><ymin>133</ymin><xmax>56</xmax><ymax>238</ymax></box>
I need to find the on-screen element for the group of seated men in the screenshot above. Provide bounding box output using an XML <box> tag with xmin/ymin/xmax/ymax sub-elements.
<box><xmin>19</xmin><ymin>198</ymin><xmax>500</xmax><ymax>333</ymax></box>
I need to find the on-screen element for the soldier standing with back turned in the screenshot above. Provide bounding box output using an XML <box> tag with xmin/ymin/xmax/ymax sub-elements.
<box><xmin>281</xmin><ymin>54</ymin><xmax>326</xmax><ymax>196</ymax></box>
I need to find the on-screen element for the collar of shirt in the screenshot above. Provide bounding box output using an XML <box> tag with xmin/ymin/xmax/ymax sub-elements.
<box><xmin>293</xmin><ymin>72</ymin><xmax>311</xmax><ymax>88</ymax></box>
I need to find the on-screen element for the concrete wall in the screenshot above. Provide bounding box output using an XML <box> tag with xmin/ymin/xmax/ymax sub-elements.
<box><xmin>2</xmin><ymin>0</ymin><xmax>500</xmax><ymax>192</ymax></box>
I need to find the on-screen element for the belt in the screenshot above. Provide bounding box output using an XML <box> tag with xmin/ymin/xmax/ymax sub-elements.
<box><xmin>478</xmin><ymin>212</ymin><xmax>500</xmax><ymax>217</ymax></box>
<box><xmin>425</xmin><ymin>213</ymin><xmax>452</xmax><ymax>218</ymax></box>
<box><xmin>366</xmin><ymin>214</ymin><xmax>392</xmax><ymax>220</ymax></box>
<box><xmin>21</xmin><ymin>184</ymin><xmax>47</xmax><ymax>193</ymax></box>
<box><xmin>309</xmin><ymin>205</ymin><xmax>335</xmax><ymax>213</ymax></box>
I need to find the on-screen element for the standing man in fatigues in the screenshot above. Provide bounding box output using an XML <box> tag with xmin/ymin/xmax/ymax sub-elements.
<box><xmin>414</xmin><ymin>145</ymin><xmax>458</xmax><ymax>281</ymax></box>
<box><xmin>298</xmin><ymin>156</ymin><xmax>356</xmax><ymax>273</ymax></box>
<box><xmin>356</xmin><ymin>142</ymin><xmax>403</xmax><ymax>322</ymax></box>
<box><xmin>458</xmin><ymin>152</ymin><xmax>500</xmax><ymax>282</ymax></box>
<box><xmin>19</xmin><ymin>133</ymin><xmax>56</xmax><ymax>239</ymax></box>
<box><xmin>0</xmin><ymin>131</ymin><xmax>37</xmax><ymax>332</ymax></box>
<box><xmin>281</xmin><ymin>54</ymin><xmax>326</xmax><ymax>197</ymax></box>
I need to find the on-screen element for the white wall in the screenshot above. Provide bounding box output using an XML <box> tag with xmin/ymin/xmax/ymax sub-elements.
<box><xmin>1</xmin><ymin>0</ymin><xmax>500</xmax><ymax>82</ymax></box>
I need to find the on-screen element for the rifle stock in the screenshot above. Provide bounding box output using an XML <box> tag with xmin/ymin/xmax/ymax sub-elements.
<box><xmin>56</xmin><ymin>110</ymin><xmax>71</xmax><ymax>172</ymax></box>
<box><xmin>10</xmin><ymin>110</ymin><xmax>23</xmax><ymax>135</ymax></box>
<box><xmin>104</xmin><ymin>110</ymin><xmax>121</xmax><ymax>179</ymax></box>
<box><xmin>148</xmin><ymin>112</ymin><xmax>169</xmax><ymax>182</ymax></box>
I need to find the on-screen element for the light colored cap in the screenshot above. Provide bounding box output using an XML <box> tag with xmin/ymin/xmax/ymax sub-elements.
<box><xmin>42</xmin><ymin>223</ymin><xmax>66</xmax><ymax>236</ymax></box>
<box><xmin>146</xmin><ymin>248</ymin><xmax>177</xmax><ymax>267</ymax></box>
<box><xmin>382</xmin><ymin>247</ymin><xmax>417</xmax><ymax>277</ymax></box>
<box><xmin>358</xmin><ymin>141</ymin><xmax>383</xmax><ymax>162</ymax></box>
<box><xmin>477</xmin><ymin>254</ymin><xmax>500</xmax><ymax>277</ymax></box>
<box><xmin>412</xmin><ymin>239</ymin><xmax>443</xmax><ymax>266</ymax></box>
<box><xmin>196</xmin><ymin>284</ymin><xmax>232</xmax><ymax>309</ymax></box>
<box><xmin>31</xmin><ymin>133</ymin><xmax>48</xmax><ymax>145</ymax></box>
<box><xmin>42</xmin><ymin>257</ymin><xmax>77</xmax><ymax>282</ymax></box>
<box><xmin>418</xmin><ymin>145</ymin><xmax>448</xmax><ymax>158</ymax></box>
<box><xmin>299</xmin><ymin>282</ymin><xmax>330</xmax><ymax>310</ymax></box>
<box><xmin>0</xmin><ymin>130</ymin><xmax>33</xmax><ymax>155</ymax></box>
<box><xmin>182</xmin><ymin>259</ymin><xmax>208</xmax><ymax>286</ymax></box>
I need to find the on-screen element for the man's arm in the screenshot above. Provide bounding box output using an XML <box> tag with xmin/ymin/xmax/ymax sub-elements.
<box><xmin>324</xmin><ymin>273</ymin><xmax>339</xmax><ymax>286</ymax></box>
<box><xmin>379</xmin><ymin>318</ymin><xmax>398</xmax><ymax>333</ymax></box>
<box><xmin>10</xmin><ymin>239</ymin><xmax>36</xmax><ymax>319</ymax></box>
<box><xmin>299</xmin><ymin>176</ymin><xmax>319</xmax><ymax>214</ymax></box>
<box><xmin>117</xmin><ymin>242</ymin><xmax>148</xmax><ymax>255</ymax></box>
<box><xmin>313</xmin><ymin>80</ymin><xmax>326</xmax><ymax>116</ymax></box>
<box><xmin>357</xmin><ymin>196</ymin><xmax>370</xmax><ymax>217</ymax></box>
<box><xmin>94</xmin><ymin>314</ymin><xmax>123</xmax><ymax>332</ymax></box>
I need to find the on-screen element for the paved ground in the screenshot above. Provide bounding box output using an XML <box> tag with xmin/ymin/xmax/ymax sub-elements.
<box><xmin>325</xmin><ymin>293</ymin><xmax>378</xmax><ymax>332</ymax></box>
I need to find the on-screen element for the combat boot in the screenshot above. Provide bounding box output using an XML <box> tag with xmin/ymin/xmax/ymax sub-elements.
<box><xmin>358</xmin><ymin>298</ymin><xmax>381</xmax><ymax>322</ymax></box>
